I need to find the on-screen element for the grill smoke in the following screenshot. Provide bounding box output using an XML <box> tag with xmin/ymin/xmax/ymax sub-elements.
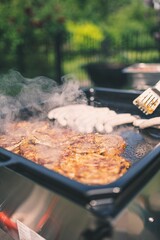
<box><xmin>0</xmin><ymin>70</ymin><xmax>87</xmax><ymax>132</ymax></box>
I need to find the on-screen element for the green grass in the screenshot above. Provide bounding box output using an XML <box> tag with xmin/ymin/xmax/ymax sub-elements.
<box><xmin>121</xmin><ymin>50</ymin><xmax>160</xmax><ymax>63</ymax></box>
<box><xmin>62</xmin><ymin>56</ymin><xmax>95</xmax><ymax>84</ymax></box>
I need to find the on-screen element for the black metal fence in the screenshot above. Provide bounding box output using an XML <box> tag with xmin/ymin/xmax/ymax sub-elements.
<box><xmin>0</xmin><ymin>31</ymin><xmax>159</xmax><ymax>87</ymax></box>
<box><xmin>61</xmin><ymin>31</ymin><xmax>160</xmax><ymax>86</ymax></box>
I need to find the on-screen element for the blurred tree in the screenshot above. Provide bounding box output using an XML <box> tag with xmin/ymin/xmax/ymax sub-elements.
<box><xmin>66</xmin><ymin>21</ymin><xmax>104</xmax><ymax>51</ymax></box>
<box><xmin>0</xmin><ymin>0</ymin><xmax>68</xmax><ymax>82</ymax></box>
<box><xmin>0</xmin><ymin>0</ymin><xmax>157</xmax><ymax>80</ymax></box>
<box><xmin>102</xmin><ymin>0</ymin><xmax>157</xmax><ymax>50</ymax></box>
<box><xmin>0</xmin><ymin>0</ymin><xmax>131</xmax><ymax>55</ymax></box>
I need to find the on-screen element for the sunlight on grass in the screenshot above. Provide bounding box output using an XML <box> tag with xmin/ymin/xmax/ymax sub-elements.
<box><xmin>63</xmin><ymin>56</ymin><xmax>94</xmax><ymax>86</ymax></box>
<box><xmin>122</xmin><ymin>50</ymin><xmax>160</xmax><ymax>63</ymax></box>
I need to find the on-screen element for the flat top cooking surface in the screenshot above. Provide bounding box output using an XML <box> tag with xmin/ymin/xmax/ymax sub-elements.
<box><xmin>86</xmin><ymin>87</ymin><xmax>160</xmax><ymax>163</ymax></box>
<box><xmin>110</xmin><ymin>126</ymin><xmax>159</xmax><ymax>164</ymax></box>
<box><xmin>0</xmin><ymin>87</ymin><xmax>160</xmax><ymax>212</ymax></box>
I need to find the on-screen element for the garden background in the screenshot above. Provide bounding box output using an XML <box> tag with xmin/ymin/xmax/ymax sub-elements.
<box><xmin>0</xmin><ymin>0</ymin><xmax>159</xmax><ymax>86</ymax></box>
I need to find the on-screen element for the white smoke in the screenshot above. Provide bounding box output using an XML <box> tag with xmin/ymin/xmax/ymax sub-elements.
<box><xmin>0</xmin><ymin>70</ymin><xmax>87</xmax><ymax>132</ymax></box>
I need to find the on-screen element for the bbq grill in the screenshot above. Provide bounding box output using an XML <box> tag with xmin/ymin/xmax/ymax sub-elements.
<box><xmin>123</xmin><ymin>63</ymin><xmax>160</xmax><ymax>90</ymax></box>
<box><xmin>0</xmin><ymin>87</ymin><xmax>160</xmax><ymax>240</ymax></box>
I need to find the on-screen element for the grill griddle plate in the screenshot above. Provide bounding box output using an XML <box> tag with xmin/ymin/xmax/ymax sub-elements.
<box><xmin>115</xmin><ymin>126</ymin><xmax>160</xmax><ymax>164</ymax></box>
<box><xmin>0</xmin><ymin>87</ymin><xmax>160</xmax><ymax>214</ymax></box>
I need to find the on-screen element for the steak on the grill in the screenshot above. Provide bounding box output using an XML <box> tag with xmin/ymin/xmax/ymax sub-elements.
<box><xmin>0</xmin><ymin>120</ymin><xmax>130</xmax><ymax>185</ymax></box>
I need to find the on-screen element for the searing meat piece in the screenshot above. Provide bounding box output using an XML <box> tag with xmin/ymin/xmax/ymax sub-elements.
<box><xmin>0</xmin><ymin>120</ymin><xmax>130</xmax><ymax>185</ymax></box>
<box><xmin>50</xmin><ymin>133</ymin><xmax>129</xmax><ymax>185</ymax></box>
<box><xmin>53</xmin><ymin>153</ymin><xmax>130</xmax><ymax>185</ymax></box>
<box><xmin>0</xmin><ymin>135</ymin><xmax>23</xmax><ymax>151</ymax></box>
<box><xmin>65</xmin><ymin>133</ymin><xmax>126</xmax><ymax>155</ymax></box>
<box><xmin>19</xmin><ymin>137</ymin><xmax>62</xmax><ymax>165</ymax></box>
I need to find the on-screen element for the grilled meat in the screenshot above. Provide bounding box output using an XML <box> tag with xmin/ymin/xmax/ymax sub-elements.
<box><xmin>66</xmin><ymin>133</ymin><xmax>126</xmax><ymax>155</ymax></box>
<box><xmin>0</xmin><ymin>120</ymin><xmax>130</xmax><ymax>185</ymax></box>
<box><xmin>53</xmin><ymin>153</ymin><xmax>130</xmax><ymax>185</ymax></box>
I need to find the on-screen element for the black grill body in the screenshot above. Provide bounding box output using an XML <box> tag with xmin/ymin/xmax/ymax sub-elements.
<box><xmin>0</xmin><ymin>88</ymin><xmax>160</xmax><ymax>240</ymax></box>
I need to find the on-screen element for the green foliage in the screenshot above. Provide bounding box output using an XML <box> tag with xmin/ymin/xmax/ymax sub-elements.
<box><xmin>0</xmin><ymin>0</ymin><xmax>130</xmax><ymax>54</ymax></box>
<box><xmin>0</xmin><ymin>2</ymin><xmax>22</xmax><ymax>53</ymax></box>
<box><xmin>0</xmin><ymin>0</ymin><xmax>159</xmax><ymax>79</ymax></box>
<box><xmin>103</xmin><ymin>0</ymin><xmax>157</xmax><ymax>49</ymax></box>
<box><xmin>0</xmin><ymin>0</ymin><xmax>68</xmax><ymax>53</ymax></box>
<box><xmin>66</xmin><ymin>21</ymin><xmax>104</xmax><ymax>50</ymax></box>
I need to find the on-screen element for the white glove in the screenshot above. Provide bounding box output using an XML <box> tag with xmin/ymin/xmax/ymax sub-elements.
<box><xmin>133</xmin><ymin>117</ymin><xmax>160</xmax><ymax>129</ymax></box>
<box><xmin>48</xmin><ymin>104</ymin><xmax>137</xmax><ymax>133</ymax></box>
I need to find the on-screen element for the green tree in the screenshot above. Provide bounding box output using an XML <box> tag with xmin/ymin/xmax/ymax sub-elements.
<box><xmin>0</xmin><ymin>0</ymin><xmax>68</xmax><ymax>78</ymax></box>
<box><xmin>103</xmin><ymin>0</ymin><xmax>157</xmax><ymax>48</ymax></box>
<box><xmin>0</xmin><ymin>0</ymin><xmax>157</xmax><ymax>78</ymax></box>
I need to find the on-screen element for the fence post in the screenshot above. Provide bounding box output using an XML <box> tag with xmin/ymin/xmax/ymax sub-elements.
<box><xmin>54</xmin><ymin>31</ymin><xmax>63</xmax><ymax>85</ymax></box>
